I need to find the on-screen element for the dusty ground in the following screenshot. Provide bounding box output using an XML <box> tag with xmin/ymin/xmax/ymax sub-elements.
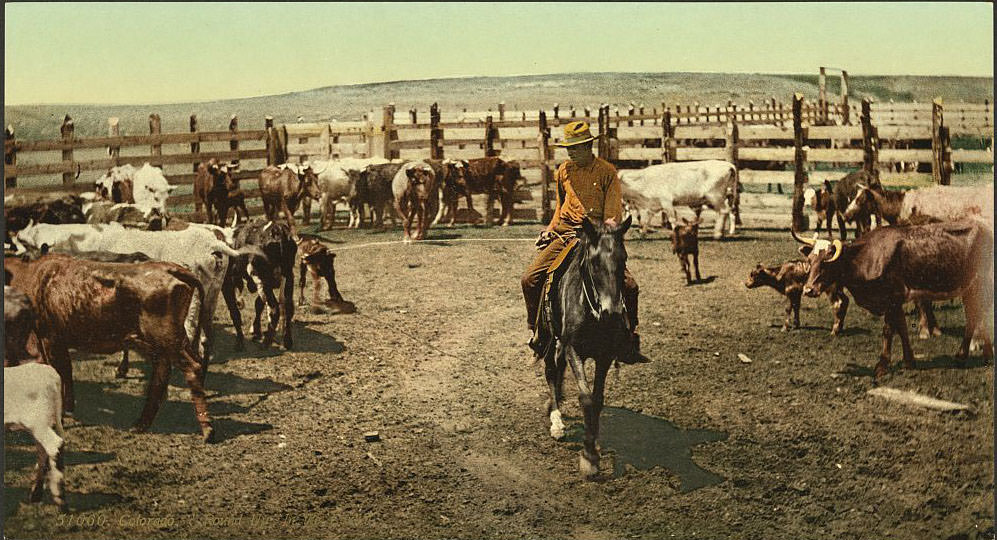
<box><xmin>4</xmin><ymin>223</ymin><xmax>994</xmax><ymax>540</ymax></box>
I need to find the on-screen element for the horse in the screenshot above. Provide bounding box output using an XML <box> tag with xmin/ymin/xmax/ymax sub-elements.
<box><xmin>538</xmin><ymin>216</ymin><xmax>634</xmax><ymax>479</ymax></box>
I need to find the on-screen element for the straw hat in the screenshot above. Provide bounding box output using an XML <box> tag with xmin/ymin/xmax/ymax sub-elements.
<box><xmin>553</xmin><ymin>121</ymin><xmax>600</xmax><ymax>147</ymax></box>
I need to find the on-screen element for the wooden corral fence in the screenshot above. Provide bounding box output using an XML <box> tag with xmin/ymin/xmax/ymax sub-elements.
<box><xmin>5</xmin><ymin>96</ymin><xmax>993</xmax><ymax>226</ymax></box>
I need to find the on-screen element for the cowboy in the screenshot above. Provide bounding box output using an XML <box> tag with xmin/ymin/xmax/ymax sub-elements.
<box><xmin>520</xmin><ymin>120</ymin><xmax>646</xmax><ymax>363</ymax></box>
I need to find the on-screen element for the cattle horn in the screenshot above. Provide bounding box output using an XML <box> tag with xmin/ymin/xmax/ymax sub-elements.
<box><xmin>826</xmin><ymin>239</ymin><xmax>844</xmax><ymax>263</ymax></box>
<box><xmin>790</xmin><ymin>227</ymin><xmax>816</xmax><ymax>246</ymax></box>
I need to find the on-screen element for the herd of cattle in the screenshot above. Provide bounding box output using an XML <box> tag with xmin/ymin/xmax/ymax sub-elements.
<box><xmin>3</xmin><ymin>154</ymin><xmax>994</xmax><ymax>500</ymax></box>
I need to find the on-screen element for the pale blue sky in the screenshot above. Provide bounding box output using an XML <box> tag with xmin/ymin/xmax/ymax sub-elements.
<box><xmin>4</xmin><ymin>2</ymin><xmax>993</xmax><ymax>105</ymax></box>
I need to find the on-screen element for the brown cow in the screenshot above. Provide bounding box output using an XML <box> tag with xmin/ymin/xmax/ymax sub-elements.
<box><xmin>445</xmin><ymin>157</ymin><xmax>520</xmax><ymax>226</ymax></box>
<box><xmin>425</xmin><ymin>159</ymin><xmax>467</xmax><ymax>227</ymax></box>
<box><xmin>745</xmin><ymin>260</ymin><xmax>849</xmax><ymax>335</ymax></box>
<box><xmin>392</xmin><ymin>162</ymin><xmax>438</xmax><ymax>241</ymax></box>
<box><xmin>296</xmin><ymin>237</ymin><xmax>355</xmax><ymax>312</ymax></box>
<box><xmin>4</xmin><ymin>254</ymin><xmax>215</xmax><ymax>442</ymax></box>
<box><xmin>348</xmin><ymin>163</ymin><xmax>404</xmax><ymax>228</ymax></box>
<box><xmin>671</xmin><ymin>218</ymin><xmax>702</xmax><ymax>285</ymax></box>
<box><xmin>794</xmin><ymin>220</ymin><xmax>994</xmax><ymax>380</ymax></box>
<box><xmin>194</xmin><ymin>159</ymin><xmax>246</xmax><ymax>225</ymax></box>
<box><xmin>259</xmin><ymin>165</ymin><xmax>321</xmax><ymax>232</ymax></box>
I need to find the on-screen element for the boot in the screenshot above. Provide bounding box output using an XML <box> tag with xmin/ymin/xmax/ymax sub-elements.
<box><xmin>618</xmin><ymin>332</ymin><xmax>651</xmax><ymax>365</ymax></box>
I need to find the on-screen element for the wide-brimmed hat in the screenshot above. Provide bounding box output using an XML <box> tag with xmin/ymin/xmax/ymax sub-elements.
<box><xmin>553</xmin><ymin>121</ymin><xmax>600</xmax><ymax>147</ymax></box>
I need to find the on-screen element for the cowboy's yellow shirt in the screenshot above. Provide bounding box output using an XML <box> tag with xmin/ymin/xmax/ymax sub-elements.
<box><xmin>547</xmin><ymin>157</ymin><xmax>622</xmax><ymax>234</ymax></box>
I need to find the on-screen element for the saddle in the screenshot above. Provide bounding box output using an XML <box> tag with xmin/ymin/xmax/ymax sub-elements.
<box><xmin>530</xmin><ymin>237</ymin><xmax>579</xmax><ymax>356</ymax></box>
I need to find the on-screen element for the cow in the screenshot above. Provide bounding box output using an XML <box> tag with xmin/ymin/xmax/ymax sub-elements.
<box><xmin>310</xmin><ymin>158</ymin><xmax>390</xmax><ymax>229</ymax></box>
<box><xmin>225</xmin><ymin>220</ymin><xmax>297</xmax><ymax>350</ymax></box>
<box><xmin>13</xmin><ymin>222</ymin><xmax>245</xmax><ymax>381</ymax></box>
<box><xmin>5</xmin><ymin>254</ymin><xmax>215</xmax><ymax>442</ymax></box>
<box><xmin>4</xmin><ymin>194</ymin><xmax>87</xmax><ymax>248</ymax></box>
<box><xmin>619</xmin><ymin>160</ymin><xmax>737</xmax><ymax>239</ymax></box>
<box><xmin>259</xmin><ymin>165</ymin><xmax>321</xmax><ymax>233</ymax></box>
<box><xmin>393</xmin><ymin>161</ymin><xmax>439</xmax><ymax>242</ymax></box>
<box><xmin>194</xmin><ymin>159</ymin><xmax>242</xmax><ymax>225</ymax></box>
<box><xmin>347</xmin><ymin>162</ymin><xmax>405</xmax><ymax>228</ymax></box>
<box><xmin>94</xmin><ymin>163</ymin><xmax>176</xmax><ymax>217</ymax></box>
<box><xmin>426</xmin><ymin>159</ymin><xmax>468</xmax><ymax>227</ymax></box>
<box><xmin>84</xmin><ymin>201</ymin><xmax>165</xmax><ymax>230</ymax></box>
<box><xmin>744</xmin><ymin>260</ymin><xmax>850</xmax><ymax>335</ymax></box>
<box><xmin>844</xmin><ymin>183</ymin><xmax>994</xmax><ymax>228</ymax></box>
<box><xmin>4</xmin><ymin>362</ymin><xmax>66</xmax><ymax>510</ymax></box>
<box><xmin>803</xmin><ymin>180</ymin><xmax>836</xmax><ymax>239</ymax></box>
<box><xmin>296</xmin><ymin>236</ymin><xmax>355</xmax><ymax>312</ymax></box>
<box><xmin>829</xmin><ymin>170</ymin><xmax>878</xmax><ymax>240</ymax></box>
<box><xmin>671</xmin><ymin>218</ymin><xmax>702</xmax><ymax>285</ymax></box>
<box><xmin>276</xmin><ymin>163</ymin><xmax>322</xmax><ymax>225</ymax></box>
<box><xmin>437</xmin><ymin>157</ymin><xmax>519</xmax><ymax>226</ymax></box>
<box><xmin>793</xmin><ymin>220</ymin><xmax>994</xmax><ymax>380</ymax></box>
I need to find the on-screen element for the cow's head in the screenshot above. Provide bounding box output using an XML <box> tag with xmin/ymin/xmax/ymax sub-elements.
<box><xmin>405</xmin><ymin>164</ymin><xmax>436</xmax><ymax>194</ymax></box>
<box><xmin>843</xmin><ymin>183</ymin><xmax>876</xmax><ymax>221</ymax></box>
<box><xmin>298</xmin><ymin>165</ymin><xmax>322</xmax><ymax>200</ymax></box>
<box><xmin>792</xmin><ymin>229</ymin><xmax>844</xmax><ymax>297</ymax></box>
<box><xmin>744</xmin><ymin>263</ymin><xmax>777</xmax><ymax>289</ymax></box>
<box><xmin>671</xmin><ymin>217</ymin><xmax>700</xmax><ymax>253</ymax></box>
<box><xmin>133</xmin><ymin>163</ymin><xmax>174</xmax><ymax>215</ymax></box>
<box><xmin>346</xmin><ymin>169</ymin><xmax>366</xmax><ymax>201</ymax></box>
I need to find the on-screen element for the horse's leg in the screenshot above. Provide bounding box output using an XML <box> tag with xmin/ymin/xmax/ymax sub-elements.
<box><xmin>281</xmin><ymin>272</ymin><xmax>295</xmax><ymax>350</ymax></box>
<box><xmin>545</xmin><ymin>341</ymin><xmax>566</xmax><ymax>439</ymax></box>
<box><xmin>590</xmin><ymin>358</ymin><xmax>612</xmax><ymax>454</ymax></box>
<box><xmin>565</xmin><ymin>346</ymin><xmax>599</xmax><ymax>478</ymax></box>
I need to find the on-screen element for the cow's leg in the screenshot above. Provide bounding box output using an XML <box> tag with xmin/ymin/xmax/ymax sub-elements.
<box><xmin>252</xmin><ymin>294</ymin><xmax>264</xmax><ymax>341</ymax></box>
<box><xmin>298</xmin><ymin>262</ymin><xmax>309</xmax><ymax>306</ymax></box>
<box><xmin>875</xmin><ymin>314</ymin><xmax>896</xmax><ymax>380</ymax></box>
<box><xmin>501</xmin><ymin>192</ymin><xmax>514</xmax><ymax>226</ymax></box>
<box><xmin>395</xmin><ymin>199</ymin><xmax>412</xmax><ymax>241</ymax></box>
<box><xmin>195</xmin><ymin>199</ymin><xmax>204</xmax><ymax>223</ymax></box>
<box><xmin>281</xmin><ymin>202</ymin><xmax>297</xmax><ymax>236</ymax></box>
<box><xmin>546</xmin><ymin>341</ymin><xmax>567</xmax><ymax>439</ymax></box>
<box><xmin>830</xmin><ymin>288</ymin><xmax>849</xmax><ymax>336</ymax></box>
<box><xmin>892</xmin><ymin>306</ymin><xmax>916</xmax><ymax>370</ymax></box>
<box><xmin>30</xmin><ymin>426</ymin><xmax>65</xmax><ymax>510</ymax></box>
<box><xmin>222</xmin><ymin>273</ymin><xmax>245</xmax><ymax>351</ymax></box>
<box><xmin>133</xmin><ymin>355</ymin><xmax>170</xmax><ymax>433</ymax></box>
<box><xmin>48</xmin><ymin>341</ymin><xmax>75</xmax><ymax>416</ymax></box>
<box><xmin>258</xmin><ymin>282</ymin><xmax>279</xmax><ymax>348</ymax></box>
<box><xmin>713</xmin><ymin>199</ymin><xmax>731</xmax><ymax>240</ymax></box>
<box><xmin>692</xmin><ymin>251</ymin><xmax>702</xmax><ymax>282</ymax></box>
<box><xmin>679</xmin><ymin>254</ymin><xmax>691</xmax><ymax>285</ymax></box>
<box><xmin>302</xmin><ymin>197</ymin><xmax>312</xmax><ymax>225</ymax></box>
<box><xmin>960</xmin><ymin>290</ymin><xmax>994</xmax><ymax>361</ymax></box>
<box><xmin>281</xmin><ymin>272</ymin><xmax>295</xmax><ymax>350</ymax></box>
<box><xmin>916</xmin><ymin>300</ymin><xmax>942</xmax><ymax>339</ymax></box>
<box><xmin>484</xmin><ymin>192</ymin><xmax>496</xmax><ymax>227</ymax></box>
<box><xmin>405</xmin><ymin>202</ymin><xmax>419</xmax><ymax>241</ymax></box>
<box><xmin>206</xmin><ymin>201</ymin><xmax>215</xmax><ymax>227</ymax></box>
<box><xmin>175</xmin><ymin>346</ymin><xmax>214</xmax><ymax>443</ymax></box>
<box><xmin>565</xmin><ymin>346</ymin><xmax>599</xmax><ymax>478</ymax></box>
<box><xmin>785</xmin><ymin>290</ymin><xmax>801</xmax><ymax>330</ymax></box>
<box><xmin>116</xmin><ymin>349</ymin><xmax>130</xmax><ymax>378</ymax></box>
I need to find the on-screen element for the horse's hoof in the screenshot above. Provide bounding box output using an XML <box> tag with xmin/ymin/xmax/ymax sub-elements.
<box><xmin>131</xmin><ymin>423</ymin><xmax>150</xmax><ymax>434</ymax></box>
<box><xmin>549</xmin><ymin>410</ymin><xmax>566</xmax><ymax>440</ymax></box>
<box><xmin>201</xmin><ymin>426</ymin><xmax>216</xmax><ymax>444</ymax></box>
<box><xmin>579</xmin><ymin>453</ymin><xmax>599</xmax><ymax>479</ymax></box>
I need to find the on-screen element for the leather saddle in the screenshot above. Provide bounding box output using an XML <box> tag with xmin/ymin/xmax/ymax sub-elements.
<box><xmin>529</xmin><ymin>237</ymin><xmax>579</xmax><ymax>356</ymax></box>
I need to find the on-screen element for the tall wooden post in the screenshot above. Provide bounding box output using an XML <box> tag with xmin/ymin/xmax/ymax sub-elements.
<box><xmin>791</xmin><ymin>94</ymin><xmax>808</xmax><ymax>232</ymax></box>
<box><xmin>228</xmin><ymin>115</ymin><xmax>240</xmax><ymax>168</ymax></box>
<box><xmin>662</xmin><ymin>109</ymin><xmax>675</xmax><ymax>163</ymax></box>
<box><xmin>939</xmin><ymin>124</ymin><xmax>952</xmax><ymax>186</ymax></box>
<box><xmin>61</xmin><ymin>115</ymin><xmax>75</xmax><ymax>184</ymax></box>
<box><xmin>840</xmin><ymin>71</ymin><xmax>850</xmax><ymax>125</ymax></box>
<box><xmin>382</xmin><ymin>104</ymin><xmax>398</xmax><ymax>160</ymax></box>
<box><xmin>189</xmin><ymin>115</ymin><xmax>200</xmax><ymax>172</ymax></box>
<box><xmin>265</xmin><ymin>116</ymin><xmax>276</xmax><ymax>165</ymax></box>
<box><xmin>409</xmin><ymin>108</ymin><xmax>417</xmax><ymax>125</ymax></box>
<box><xmin>148</xmin><ymin>114</ymin><xmax>161</xmax><ymax>169</ymax></box>
<box><xmin>4</xmin><ymin>125</ymin><xmax>16</xmax><ymax>188</ymax></box>
<box><xmin>539</xmin><ymin>110</ymin><xmax>553</xmax><ymax>223</ymax></box>
<box><xmin>931</xmin><ymin>99</ymin><xmax>943</xmax><ymax>184</ymax></box>
<box><xmin>726</xmin><ymin>121</ymin><xmax>741</xmax><ymax>225</ymax></box>
<box><xmin>861</xmin><ymin>98</ymin><xmax>879</xmax><ymax>180</ymax></box>
<box><xmin>818</xmin><ymin>67</ymin><xmax>828</xmax><ymax>125</ymax></box>
<box><xmin>107</xmin><ymin>117</ymin><xmax>121</xmax><ymax>166</ymax></box>
<box><xmin>597</xmin><ymin>105</ymin><xmax>608</xmax><ymax>159</ymax></box>
<box><xmin>498</xmin><ymin>102</ymin><xmax>505</xmax><ymax>121</ymax></box>
<box><xmin>429</xmin><ymin>103</ymin><xmax>443</xmax><ymax>160</ymax></box>
<box><xmin>627</xmin><ymin>103</ymin><xmax>635</xmax><ymax>127</ymax></box>
<box><xmin>485</xmin><ymin>115</ymin><xmax>497</xmax><ymax>157</ymax></box>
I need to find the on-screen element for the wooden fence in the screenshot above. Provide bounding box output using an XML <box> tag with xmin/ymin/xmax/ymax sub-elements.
<box><xmin>5</xmin><ymin>96</ymin><xmax>993</xmax><ymax>225</ymax></box>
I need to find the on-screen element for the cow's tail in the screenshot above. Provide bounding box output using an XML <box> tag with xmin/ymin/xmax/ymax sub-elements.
<box><xmin>167</xmin><ymin>268</ymin><xmax>205</xmax><ymax>349</ymax></box>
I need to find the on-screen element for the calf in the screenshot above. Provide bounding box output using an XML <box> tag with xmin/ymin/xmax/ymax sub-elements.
<box><xmin>426</xmin><ymin>159</ymin><xmax>468</xmax><ymax>227</ymax></box>
<box><xmin>348</xmin><ymin>162</ymin><xmax>404</xmax><ymax>228</ymax></box>
<box><xmin>259</xmin><ymin>165</ymin><xmax>321</xmax><ymax>233</ymax></box>
<box><xmin>94</xmin><ymin>163</ymin><xmax>176</xmax><ymax>216</ymax></box>
<box><xmin>671</xmin><ymin>218</ymin><xmax>702</xmax><ymax>285</ymax></box>
<box><xmin>803</xmin><ymin>180</ymin><xmax>836</xmax><ymax>238</ymax></box>
<box><xmin>830</xmin><ymin>170</ymin><xmax>877</xmax><ymax>240</ymax></box>
<box><xmin>393</xmin><ymin>161</ymin><xmax>439</xmax><ymax>242</ymax></box>
<box><xmin>744</xmin><ymin>260</ymin><xmax>849</xmax><ymax>335</ymax></box>
<box><xmin>4</xmin><ymin>362</ymin><xmax>66</xmax><ymax>510</ymax></box>
<box><xmin>227</xmin><ymin>220</ymin><xmax>297</xmax><ymax>350</ymax></box>
<box><xmin>5</xmin><ymin>254</ymin><xmax>214</xmax><ymax>441</ymax></box>
<box><xmin>296</xmin><ymin>236</ymin><xmax>355</xmax><ymax>312</ymax></box>
<box><xmin>442</xmin><ymin>157</ymin><xmax>518</xmax><ymax>226</ymax></box>
<box><xmin>84</xmin><ymin>201</ymin><xmax>165</xmax><ymax>230</ymax></box>
<box><xmin>194</xmin><ymin>159</ymin><xmax>243</xmax><ymax>225</ymax></box>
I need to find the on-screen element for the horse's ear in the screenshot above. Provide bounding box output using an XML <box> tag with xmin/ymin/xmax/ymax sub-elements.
<box><xmin>580</xmin><ymin>218</ymin><xmax>598</xmax><ymax>240</ymax></box>
<box><xmin>619</xmin><ymin>214</ymin><xmax>632</xmax><ymax>235</ymax></box>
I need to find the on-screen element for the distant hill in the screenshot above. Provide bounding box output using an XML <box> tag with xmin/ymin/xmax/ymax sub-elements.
<box><xmin>5</xmin><ymin>72</ymin><xmax>993</xmax><ymax>140</ymax></box>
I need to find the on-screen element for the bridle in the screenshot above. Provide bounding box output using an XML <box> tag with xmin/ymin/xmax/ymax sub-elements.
<box><xmin>577</xmin><ymin>241</ymin><xmax>624</xmax><ymax>321</ymax></box>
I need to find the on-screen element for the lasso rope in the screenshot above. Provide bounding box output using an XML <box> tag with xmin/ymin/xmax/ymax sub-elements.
<box><xmin>326</xmin><ymin>237</ymin><xmax>535</xmax><ymax>252</ymax></box>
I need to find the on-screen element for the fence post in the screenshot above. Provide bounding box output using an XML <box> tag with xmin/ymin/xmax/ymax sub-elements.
<box><xmin>409</xmin><ymin>108</ymin><xmax>417</xmax><ymax>125</ymax></box>
<box><xmin>627</xmin><ymin>103</ymin><xmax>635</xmax><ymax>127</ymax></box>
<box><xmin>939</xmin><ymin>124</ymin><xmax>952</xmax><ymax>186</ymax></box>
<box><xmin>4</xmin><ymin>125</ymin><xmax>15</xmax><ymax>188</ymax></box>
<box><xmin>726</xmin><ymin>120</ymin><xmax>741</xmax><ymax>225</ymax></box>
<box><xmin>662</xmin><ymin>109</ymin><xmax>675</xmax><ymax>163</ymax></box>
<box><xmin>792</xmin><ymin>93</ymin><xmax>808</xmax><ymax>232</ymax></box>
<box><xmin>226</xmin><ymin>115</ymin><xmax>240</xmax><ymax>168</ymax></box>
<box><xmin>265</xmin><ymin>116</ymin><xmax>276</xmax><ymax>165</ymax></box>
<box><xmin>597</xmin><ymin>105</ymin><xmax>608</xmax><ymax>159</ymax></box>
<box><xmin>189</xmin><ymin>115</ymin><xmax>200</xmax><ymax>172</ymax></box>
<box><xmin>430</xmin><ymin>103</ymin><xmax>443</xmax><ymax>160</ymax></box>
<box><xmin>148</xmin><ymin>114</ymin><xmax>161</xmax><ymax>169</ymax></box>
<box><xmin>818</xmin><ymin>67</ymin><xmax>828</xmax><ymax>125</ymax></box>
<box><xmin>498</xmin><ymin>102</ymin><xmax>505</xmax><ymax>121</ymax></box>
<box><xmin>840</xmin><ymin>70</ymin><xmax>850</xmax><ymax>125</ymax></box>
<box><xmin>931</xmin><ymin>98</ymin><xmax>943</xmax><ymax>184</ymax></box>
<box><xmin>61</xmin><ymin>115</ymin><xmax>75</xmax><ymax>184</ymax></box>
<box><xmin>382</xmin><ymin>104</ymin><xmax>398</xmax><ymax>160</ymax></box>
<box><xmin>108</xmin><ymin>117</ymin><xmax>121</xmax><ymax>166</ymax></box>
<box><xmin>485</xmin><ymin>115</ymin><xmax>497</xmax><ymax>157</ymax></box>
<box><xmin>861</xmin><ymin>98</ymin><xmax>879</xmax><ymax>180</ymax></box>
<box><xmin>770</xmin><ymin>97</ymin><xmax>777</xmax><ymax>125</ymax></box>
<box><xmin>539</xmin><ymin>109</ymin><xmax>553</xmax><ymax>223</ymax></box>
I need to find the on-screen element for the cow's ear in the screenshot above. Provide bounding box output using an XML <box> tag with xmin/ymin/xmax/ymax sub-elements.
<box><xmin>798</xmin><ymin>245</ymin><xmax>813</xmax><ymax>256</ymax></box>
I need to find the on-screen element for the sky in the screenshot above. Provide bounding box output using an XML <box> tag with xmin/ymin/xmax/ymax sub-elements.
<box><xmin>4</xmin><ymin>2</ymin><xmax>993</xmax><ymax>105</ymax></box>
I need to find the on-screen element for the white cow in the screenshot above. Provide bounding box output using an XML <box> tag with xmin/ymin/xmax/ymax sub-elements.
<box><xmin>4</xmin><ymin>363</ymin><xmax>66</xmax><ymax>510</ymax></box>
<box><xmin>620</xmin><ymin>160</ymin><xmax>737</xmax><ymax>239</ymax></box>
<box><xmin>94</xmin><ymin>163</ymin><xmax>176</xmax><ymax>217</ymax></box>
<box><xmin>14</xmin><ymin>223</ymin><xmax>242</xmax><ymax>371</ymax></box>
<box><xmin>307</xmin><ymin>158</ymin><xmax>390</xmax><ymax>229</ymax></box>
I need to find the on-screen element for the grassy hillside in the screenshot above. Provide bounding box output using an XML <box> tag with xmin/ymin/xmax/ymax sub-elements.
<box><xmin>4</xmin><ymin>72</ymin><xmax>993</xmax><ymax>140</ymax></box>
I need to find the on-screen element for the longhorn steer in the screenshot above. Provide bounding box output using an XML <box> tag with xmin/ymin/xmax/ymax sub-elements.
<box><xmin>619</xmin><ymin>160</ymin><xmax>737</xmax><ymax>239</ymax></box>
<box><xmin>793</xmin><ymin>221</ymin><xmax>994</xmax><ymax>380</ymax></box>
<box><xmin>4</xmin><ymin>254</ymin><xmax>214</xmax><ymax>441</ymax></box>
<box><xmin>845</xmin><ymin>183</ymin><xmax>994</xmax><ymax>228</ymax></box>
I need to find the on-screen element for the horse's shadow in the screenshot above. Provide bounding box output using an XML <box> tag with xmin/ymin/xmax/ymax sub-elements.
<box><xmin>687</xmin><ymin>276</ymin><xmax>717</xmax><ymax>286</ymax></box>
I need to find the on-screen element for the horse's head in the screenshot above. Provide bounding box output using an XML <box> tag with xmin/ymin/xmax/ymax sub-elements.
<box><xmin>576</xmin><ymin>216</ymin><xmax>632</xmax><ymax>322</ymax></box>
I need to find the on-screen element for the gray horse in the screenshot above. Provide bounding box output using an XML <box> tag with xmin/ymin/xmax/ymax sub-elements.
<box><xmin>539</xmin><ymin>216</ymin><xmax>634</xmax><ymax>479</ymax></box>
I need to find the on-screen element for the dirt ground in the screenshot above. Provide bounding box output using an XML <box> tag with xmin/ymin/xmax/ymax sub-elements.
<box><xmin>4</xmin><ymin>223</ymin><xmax>994</xmax><ymax>540</ymax></box>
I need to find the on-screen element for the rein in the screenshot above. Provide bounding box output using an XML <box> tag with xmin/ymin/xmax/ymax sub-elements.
<box><xmin>578</xmin><ymin>258</ymin><xmax>602</xmax><ymax>320</ymax></box>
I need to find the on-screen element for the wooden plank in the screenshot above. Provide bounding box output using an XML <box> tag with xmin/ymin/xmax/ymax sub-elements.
<box><xmin>875</xmin><ymin>125</ymin><xmax>933</xmax><ymax>140</ymax></box>
<box><xmin>617</xmin><ymin>126</ymin><xmax>664</xmax><ymax>139</ymax></box>
<box><xmin>867</xmin><ymin>387</ymin><xmax>971</xmax><ymax>413</ymax></box>
<box><xmin>8</xmin><ymin>130</ymin><xmax>266</xmax><ymax>152</ymax></box>
<box><xmin>806</xmin><ymin>125</ymin><xmax>863</xmax><ymax>140</ymax></box>
<box><xmin>285</xmin><ymin>142</ymin><xmax>329</xmax><ymax>156</ymax></box>
<box><xmin>737</xmin><ymin>147</ymin><xmax>796</xmax><ymax>161</ymax></box>
<box><xmin>807</xmin><ymin>148</ymin><xmax>866</xmax><ymax>163</ymax></box>
<box><xmin>738</xmin><ymin>124</ymin><xmax>794</xmax><ymax>140</ymax></box>
<box><xmin>952</xmin><ymin>149</ymin><xmax>995</xmax><ymax>163</ymax></box>
<box><xmin>618</xmin><ymin>147</ymin><xmax>667</xmax><ymax>160</ymax></box>
<box><xmin>673</xmin><ymin>124</ymin><xmax>727</xmax><ymax>139</ymax></box>
<box><xmin>4</xmin><ymin>149</ymin><xmax>268</xmax><ymax>178</ymax></box>
<box><xmin>674</xmin><ymin>147</ymin><xmax>728</xmax><ymax>161</ymax></box>
<box><xmin>879</xmin><ymin>149</ymin><xmax>934</xmax><ymax>162</ymax></box>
